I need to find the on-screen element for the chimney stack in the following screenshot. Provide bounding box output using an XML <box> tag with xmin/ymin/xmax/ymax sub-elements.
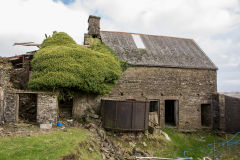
<box><xmin>88</xmin><ymin>15</ymin><xmax>101</xmax><ymax>38</ymax></box>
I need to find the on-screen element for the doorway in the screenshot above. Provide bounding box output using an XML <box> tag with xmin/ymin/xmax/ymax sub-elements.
<box><xmin>59</xmin><ymin>96</ymin><xmax>73</xmax><ymax>119</ymax></box>
<box><xmin>19</xmin><ymin>93</ymin><xmax>37</xmax><ymax>123</ymax></box>
<box><xmin>165</xmin><ymin>100</ymin><xmax>178</xmax><ymax>126</ymax></box>
<box><xmin>201</xmin><ymin>104</ymin><xmax>211</xmax><ymax>127</ymax></box>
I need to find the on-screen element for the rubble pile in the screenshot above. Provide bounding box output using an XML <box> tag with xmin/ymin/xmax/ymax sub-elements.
<box><xmin>81</xmin><ymin>108</ymin><xmax>152</xmax><ymax>160</ymax></box>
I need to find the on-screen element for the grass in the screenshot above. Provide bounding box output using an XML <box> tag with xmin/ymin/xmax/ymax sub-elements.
<box><xmin>109</xmin><ymin>128</ymin><xmax>240</xmax><ymax>159</ymax></box>
<box><xmin>161</xmin><ymin>128</ymin><xmax>219</xmax><ymax>158</ymax></box>
<box><xmin>0</xmin><ymin>128</ymin><xmax>101</xmax><ymax>160</ymax></box>
<box><xmin>0</xmin><ymin>126</ymin><xmax>239</xmax><ymax>160</ymax></box>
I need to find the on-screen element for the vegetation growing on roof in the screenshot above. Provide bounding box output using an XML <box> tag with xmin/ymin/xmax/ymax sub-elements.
<box><xmin>28</xmin><ymin>32</ymin><xmax>122</xmax><ymax>95</ymax></box>
<box><xmin>86</xmin><ymin>37</ymin><xmax>129</xmax><ymax>72</ymax></box>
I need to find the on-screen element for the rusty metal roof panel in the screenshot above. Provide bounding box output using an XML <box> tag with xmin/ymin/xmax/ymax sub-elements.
<box><xmin>100</xmin><ymin>31</ymin><xmax>217</xmax><ymax>70</ymax></box>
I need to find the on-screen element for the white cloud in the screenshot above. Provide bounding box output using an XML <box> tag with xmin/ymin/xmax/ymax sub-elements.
<box><xmin>0</xmin><ymin>0</ymin><xmax>89</xmax><ymax>56</ymax></box>
<box><xmin>0</xmin><ymin>0</ymin><xmax>240</xmax><ymax>91</ymax></box>
<box><xmin>80</xmin><ymin>0</ymin><xmax>240</xmax><ymax>36</ymax></box>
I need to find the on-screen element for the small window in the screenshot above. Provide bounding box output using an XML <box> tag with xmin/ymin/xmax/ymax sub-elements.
<box><xmin>132</xmin><ymin>34</ymin><xmax>146</xmax><ymax>49</ymax></box>
<box><xmin>150</xmin><ymin>101</ymin><xmax>158</xmax><ymax>112</ymax></box>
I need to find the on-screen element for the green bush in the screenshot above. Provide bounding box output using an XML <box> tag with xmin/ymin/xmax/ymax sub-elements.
<box><xmin>28</xmin><ymin>32</ymin><xmax>122</xmax><ymax>95</ymax></box>
<box><xmin>87</xmin><ymin>37</ymin><xmax>129</xmax><ymax>72</ymax></box>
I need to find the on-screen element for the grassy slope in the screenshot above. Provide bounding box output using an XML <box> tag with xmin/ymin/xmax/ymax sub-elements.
<box><xmin>0</xmin><ymin>128</ymin><xmax>101</xmax><ymax>160</ymax></box>
<box><xmin>0</xmin><ymin>127</ymin><xmax>239</xmax><ymax>160</ymax></box>
<box><xmin>109</xmin><ymin>128</ymin><xmax>239</xmax><ymax>159</ymax></box>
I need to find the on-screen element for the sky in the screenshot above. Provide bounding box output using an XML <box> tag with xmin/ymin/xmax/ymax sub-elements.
<box><xmin>0</xmin><ymin>0</ymin><xmax>240</xmax><ymax>92</ymax></box>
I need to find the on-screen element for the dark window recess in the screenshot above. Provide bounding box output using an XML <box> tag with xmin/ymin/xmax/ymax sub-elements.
<box><xmin>165</xmin><ymin>100</ymin><xmax>178</xmax><ymax>126</ymax></box>
<box><xmin>149</xmin><ymin>101</ymin><xmax>158</xmax><ymax>112</ymax></box>
<box><xmin>59</xmin><ymin>96</ymin><xmax>73</xmax><ymax>119</ymax></box>
<box><xmin>201</xmin><ymin>104</ymin><xmax>211</xmax><ymax>127</ymax></box>
<box><xmin>19</xmin><ymin>94</ymin><xmax>37</xmax><ymax>123</ymax></box>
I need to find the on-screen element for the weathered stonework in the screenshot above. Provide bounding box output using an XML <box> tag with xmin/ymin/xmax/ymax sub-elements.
<box><xmin>4</xmin><ymin>93</ymin><xmax>18</xmax><ymax>123</ymax></box>
<box><xmin>0</xmin><ymin>58</ymin><xmax>18</xmax><ymax>123</ymax></box>
<box><xmin>37</xmin><ymin>93</ymin><xmax>58</xmax><ymax>126</ymax></box>
<box><xmin>88</xmin><ymin>15</ymin><xmax>100</xmax><ymax>37</ymax></box>
<box><xmin>225</xmin><ymin>95</ymin><xmax>240</xmax><ymax>132</ymax></box>
<box><xmin>72</xmin><ymin>93</ymin><xmax>102</xmax><ymax>119</ymax></box>
<box><xmin>213</xmin><ymin>93</ymin><xmax>240</xmax><ymax>132</ymax></box>
<box><xmin>73</xmin><ymin>66</ymin><xmax>217</xmax><ymax>131</ymax></box>
<box><xmin>105</xmin><ymin>67</ymin><xmax>217</xmax><ymax>130</ymax></box>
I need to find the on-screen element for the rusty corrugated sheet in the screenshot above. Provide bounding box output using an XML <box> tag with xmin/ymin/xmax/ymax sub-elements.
<box><xmin>101</xmin><ymin>100</ymin><xmax>149</xmax><ymax>131</ymax></box>
<box><xmin>100</xmin><ymin>31</ymin><xmax>217</xmax><ymax>70</ymax></box>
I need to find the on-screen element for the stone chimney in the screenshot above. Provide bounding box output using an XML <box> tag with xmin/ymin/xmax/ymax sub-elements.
<box><xmin>88</xmin><ymin>15</ymin><xmax>101</xmax><ymax>37</ymax></box>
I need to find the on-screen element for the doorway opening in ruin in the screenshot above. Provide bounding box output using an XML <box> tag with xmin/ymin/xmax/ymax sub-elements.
<box><xmin>165</xmin><ymin>100</ymin><xmax>178</xmax><ymax>126</ymax></box>
<box><xmin>201</xmin><ymin>104</ymin><xmax>211</xmax><ymax>127</ymax></box>
<box><xmin>149</xmin><ymin>100</ymin><xmax>159</xmax><ymax>126</ymax></box>
<box><xmin>59</xmin><ymin>96</ymin><xmax>73</xmax><ymax>119</ymax></box>
<box><xmin>19</xmin><ymin>94</ymin><xmax>37</xmax><ymax>123</ymax></box>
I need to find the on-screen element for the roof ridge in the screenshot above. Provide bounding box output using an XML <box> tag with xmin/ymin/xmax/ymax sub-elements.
<box><xmin>100</xmin><ymin>30</ymin><xmax>192</xmax><ymax>40</ymax></box>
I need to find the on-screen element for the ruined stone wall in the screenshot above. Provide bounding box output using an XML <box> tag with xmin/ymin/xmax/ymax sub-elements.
<box><xmin>213</xmin><ymin>94</ymin><xmax>240</xmax><ymax>132</ymax></box>
<box><xmin>225</xmin><ymin>95</ymin><xmax>240</xmax><ymax>132</ymax></box>
<box><xmin>88</xmin><ymin>15</ymin><xmax>100</xmax><ymax>37</ymax></box>
<box><xmin>13</xmin><ymin>60</ymin><xmax>30</xmax><ymax>90</ymax></box>
<box><xmin>72</xmin><ymin>93</ymin><xmax>102</xmax><ymax>119</ymax></box>
<box><xmin>106</xmin><ymin>67</ymin><xmax>217</xmax><ymax>130</ymax></box>
<box><xmin>0</xmin><ymin>58</ymin><xmax>18</xmax><ymax>124</ymax></box>
<box><xmin>212</xmin><ymin>94</ymin><xmax>220</xmax><ymax>130</ymax></box>
<box><xmin>218</xmin><ymin>94</ymin><xmax>226</xmax><ymax>131</ymax></box>
<box><xmin>37</xmin><ymin>93</ymin><xmax>58</xmax><ymax>126</ymax></box>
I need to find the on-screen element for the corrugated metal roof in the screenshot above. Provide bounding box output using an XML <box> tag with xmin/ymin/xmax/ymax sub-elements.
<box><xmin>100</xmin><ymin>31</ymin><xmax>217</xmax><ymax>70</ymax></box>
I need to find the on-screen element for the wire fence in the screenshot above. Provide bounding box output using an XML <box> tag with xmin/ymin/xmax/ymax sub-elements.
<box><xmin>183</xmin><ymin>132</ymin><xmax>240</xmax><ymax>160</ymax></box>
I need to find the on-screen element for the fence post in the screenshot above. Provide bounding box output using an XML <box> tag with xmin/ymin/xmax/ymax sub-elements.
<box><xmin>226</xmin><ymin>135</ymin><xmax>229</xmax><ymax>158</ymax></box>
<box><xmin>212</xmin><ymin>141</ymin><xmax>215</xmax><ymax>160</ymax></box>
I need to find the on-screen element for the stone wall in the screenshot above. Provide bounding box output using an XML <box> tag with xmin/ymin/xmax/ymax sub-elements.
<box><xmin>13</xmin><ymin>60</ymin><xmax>30</xmax><ymax>89</ymax></box>
<box><xmin>72</xmin><ymin>93</ymin><xmax>102</xmax><ymax>119</ymax></box>
<box><xmin>74</xmin><ymin>66</ymin><xmax>217</xmax><ymax>130</ymax></box>
<box><xmin>106</xmin><ymin>67</ymin><xmax>217</xmax><ymax>130</ymax></box>
<box><xmin>88</xmin><ymin>15</ymin><xmax>100</xmax><ymax>37</ymax></box>
<box><xmin>0</xmin><ymin>58</ymin><xmax>18</xmax><ymax>124</ymax></box>
<box><xmin>37</xmin><ymin>93</ymin><xmax>58</xmax><ymax>126</ymax></box>
<box><xmin>212</xmin><ymin>93</ymin><xmax>240</xmax><ymax>132</ymax></box>
<box><xmin>224</xmin><ymin>95</ymin><xmax>240</xmax><ymax>132</ymax></box>
<box><xmin>4</xmin><ymin>93</ymin><xmax>18</xmax><ymax>123</ymax></box>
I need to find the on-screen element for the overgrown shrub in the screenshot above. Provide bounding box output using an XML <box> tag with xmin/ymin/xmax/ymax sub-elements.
<box><xmin>86</xmin><ymin>37</ymin><xmax>129</xmax><ymax>72</ymax></box>
<box><xmin>28</xmin><ymin>32</ymin><xmax>123</xmax><ymax>95</ymax></box>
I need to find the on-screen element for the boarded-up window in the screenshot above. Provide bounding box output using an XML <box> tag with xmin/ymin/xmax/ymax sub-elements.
<box><xmin>149</xmin><ymin>101</ymin><xmax>159</xmax><ymax>126</ymax></box>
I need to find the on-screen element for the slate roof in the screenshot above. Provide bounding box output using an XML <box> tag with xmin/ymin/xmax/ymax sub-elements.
<box><xmin>100</xmin><ymin>31</ymin><xmax>217</xmax><ymax>70</ymax></box>
<box><xmin>222</xmin><ymin>92</ymin><xmax>240</xmax><ymax>99</ymax></box>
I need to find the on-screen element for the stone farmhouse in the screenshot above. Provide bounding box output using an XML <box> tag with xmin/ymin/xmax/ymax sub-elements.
<box><xmin>0</xmin><ymin>15</ymin><xmax>239</xmax><ymax>133</ymax></box>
